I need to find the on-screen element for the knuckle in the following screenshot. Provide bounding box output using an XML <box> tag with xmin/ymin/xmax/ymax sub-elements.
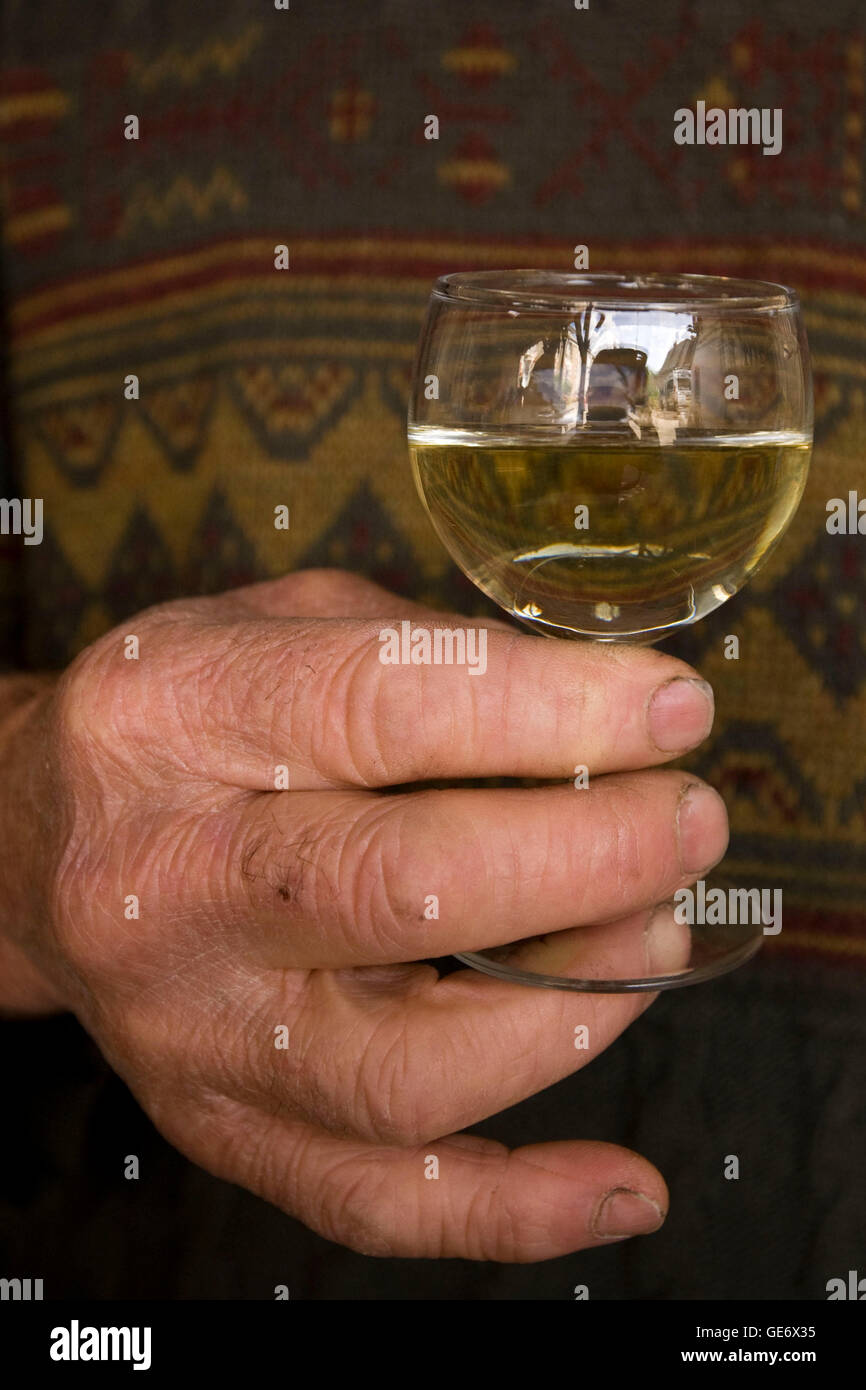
<box><xmin>54</xmin><ymin>639</ymin><xmax>129</xmax><ymax>763</ymax></box>
<box><xmin>53</xmin><ymin>609</ymin><xmax>177</xmax><ymax>767</ymax></box>
<box><xmin>45</xmin><ymin>782</ymin><xmax>126</xmax><ymax>986</ymax></box>
<box><xmin>51</xmin><ymin>854</ymin><xmax>140</xmax><ymax>987</ymax></box>
<box><xmin>463</xmin><ymin>1170</ymin><xmax>507</xmax><ymax>1261</ymax></box>
<box><xmin>591</xmin><ymin>780</ymin><xmax>647</xmax><ymax>896</ymax></box>
<box><xmin>275</xmin><ymin>624</ymin><xmax>385</xmax><ymax>787</ymax></box>
<box><xmin>316</xmin><ymin>1157</ymin><xmax>398</xmax><ymax>1256</ymax></box>
<box><xmin>55</xmin><ymin>604</ymin><xmax>206</xmax><ymax>785</ymax></box>
<box><xmin>50</xmin><ymin>810</ymin><xmax>189</xmax><ymax>989</ymax></box>
<box><xmin>341</xmin><ymin>797</ymin><xmax>442</xmax><ymax>962</ymax></box>
<box><xmin>50</xmin><ymin>852</ymin><xmax>109</xmax><ymax>978</ymax></box>
<box><xmin>322</xmin><ymin>636</ymin><xmax>390</xmax><ymax>786</ymax></box>
<box><xmin>99</xmin><ymin>992</ymin><xmax>187</xmax><ymax>1090</ymax></box>
<box><xmin>355</xmin><ymin>1022</ymin><xmax>430</xmax><ymax>1146</ymax></box>
<box><xmin>322</xmin><ymin>634</ymin><xmax>445</xmax><ymax>790</ymax></box>
<box><xmin>235</xmin><ymin>811</ymin><xmax>330</xmax><ymax>928</ymax></box>
<box><xmin>295</xmin><ymin>567</ymin><xmax>367</xmax><ymax>604</ymax></box>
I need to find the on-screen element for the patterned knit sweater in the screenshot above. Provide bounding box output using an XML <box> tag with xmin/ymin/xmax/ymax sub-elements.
<box><xmin>0</xmin><ymin>0</ymin><xmax>863</xmax><ymax>1299</ymax></box>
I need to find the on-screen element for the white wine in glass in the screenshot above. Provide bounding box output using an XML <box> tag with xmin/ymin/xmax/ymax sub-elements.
<box><xmin>408</xmin><ymin>272</ymin><xmax>812</xmax><ymax>990</ymax></box>
<box><xmin>410</xmin><ymin>432</ymin><xmax>809</xmax><ymax>641</ymax></box>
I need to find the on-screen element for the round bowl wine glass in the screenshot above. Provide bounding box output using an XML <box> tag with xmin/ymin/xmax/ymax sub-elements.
<box><xmin>408</xmin><ymin>271</ymin><xmax>812</xmax><ymax>991</ymax></box>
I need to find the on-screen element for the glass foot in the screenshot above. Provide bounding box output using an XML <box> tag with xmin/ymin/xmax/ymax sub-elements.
<box><xmin>455</xmin><ymin>898</ymin><xmax>765</xmax><ymax>993</ymax></box>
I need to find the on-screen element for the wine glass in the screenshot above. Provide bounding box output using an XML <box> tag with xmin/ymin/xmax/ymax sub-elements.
<box><xmin>407</xmin><ymin>271</ymin><xmax>812</xmax><ymax>992</ymax></box>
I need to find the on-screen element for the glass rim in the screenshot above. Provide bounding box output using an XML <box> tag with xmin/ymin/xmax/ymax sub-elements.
<box><xmin>432</xmin><ymin>270</ymin><xmax>800</xmax><ymax>313</ymax></box>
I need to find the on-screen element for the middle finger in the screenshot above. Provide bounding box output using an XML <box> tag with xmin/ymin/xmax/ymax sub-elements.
<box><xmin>202</xmin><ymin>770</ymin><xmax>728</xmax><ymax>967</ymax></box>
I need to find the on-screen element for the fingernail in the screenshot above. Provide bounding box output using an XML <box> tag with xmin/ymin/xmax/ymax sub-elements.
<box><xmin>676</xmin><ymin>781</ymin><xmax>729</xmax><ymax>875</ymax></box>
<box><xmin>593</xmin><ymin>1188</ymin><xmax>666</xmax><ymax>1239</ymax></box>
<box><xmin>647</xmin><ymin>677</ymin><xmax>714</xmax><ymax>752</ymax></box>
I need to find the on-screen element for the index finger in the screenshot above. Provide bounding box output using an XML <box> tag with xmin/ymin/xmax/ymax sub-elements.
<box><xmin>187</xmin><ymin>619</ymin><xmax>714</xmax><ymax>789</ymax></box>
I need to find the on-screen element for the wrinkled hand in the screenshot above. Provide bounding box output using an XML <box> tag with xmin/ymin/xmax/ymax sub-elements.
<box><xmin>0</xmin><ymin>569</ymin><xmax>727</xmax><ymax>1260</ymax></box>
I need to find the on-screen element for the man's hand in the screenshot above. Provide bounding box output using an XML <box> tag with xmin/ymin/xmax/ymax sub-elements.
<box><xmin>0</xmin><ymin>569</ymin><xmax>727</xmax><ymax>1261</ymax></box>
